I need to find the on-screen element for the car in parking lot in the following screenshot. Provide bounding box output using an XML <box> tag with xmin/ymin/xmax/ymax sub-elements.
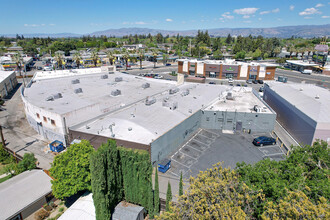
<box><xmin>165</xmin><ymin>63</ymin><xmax>171</xmax><ymax>66</ymax></box>
<box><xmin>228</xmin><ymin>78</ymin><xmax>233</xmax><ymax>83</ymax></box>
<box><xmin>253</xmin><ymin>136</ymin><xmax>276</xmax><ymax>147</ymax></box>
<box><xmin>252</xmin><ymin>79</ymin><xmax>258</xmax><ymax>84</ymax></box>
<box><xmin>258</xmin><ymin>79</ymin><xmax>264</xmax><ymax>84</ymax></box>
<box><xmin>259</xmin><ymin>86</ymin><xmax>264</xmax><ymax>92</ymax></box>
<box><xmin>209</xmin><ymin>81</ymin><xmax>215</xmax><ymax>84</ymax></box>
<box><xmin>236</xmin><ymin>83</ymin><xmax>241</xmax><ymax>87</ymax></box>
<box><xmin>246</xmin><ymin>79</ymin><xmax>252</xmax><ymax>84</ymax></box>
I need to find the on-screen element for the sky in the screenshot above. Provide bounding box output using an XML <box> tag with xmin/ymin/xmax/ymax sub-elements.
<box><xmin>1</xmin><ymin>0</ymin><xmax>329</xmax><ymax>34</ymax></box>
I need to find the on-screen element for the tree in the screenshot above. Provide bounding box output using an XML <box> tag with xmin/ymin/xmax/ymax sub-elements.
<box><xmin>225</xmin><ymin>34</ymin><xmax>232</xmax><ymax>45</ymax></box>
<box><xmin>273</xmin><ymin>47</ymin><xmax>281</xmax><ymax>58</ymax></box>
<box><xmin>12</xmin><ymin>53</ymin><xmax>22</xmax><ymax>76</ymax></box>
<box><xmin>91</xmin><ymin>50</ymin><xmax>99</xmax><ymax>67</ymax></box>
<box><xmin>106</xmin><ymin>50</ymin><xmax>115</xmax><ymax>65</ymax></box>
<box><xmin>152</xmin><ymin>50</ymin><xmax>158</xmax><ymax>68</ymax></box>
<box><xmin>162</xmin><ymin>53</ymin><xmax>169</xmax><ymax>65</ymax></box>
<box><xmin>179</xmin><ymin>172</ymin><xmax>183</xmax><ymax>196</ymax></box>
<box><xmin>17</xmin><ymin>153</ymin><xmax>37</xmax><ymax>173</ymax></box>
<box><xmin>138</xmin><ymin>49</ymin><xmax>144</xmax><ymax>69</ymax></box>
<box><xmin>122</xmin><ymin>51</ymin><xmax>129</xmax><ymax>70</ymax></box>
<box><xmin>54</xmin><ymin>52</ymin><xmax>64</xmax><ymax>69</ymax></box>
<box><xmin>252</xmin><ymin>49</ymin><xmax>262</xmax><ymax>60</ymax></box>
<box><xmin>165</xmin><ymin>181</ymin><xmax>172</xmax><ymax>212</ymax></box>
<box><xmin>73</xmin><ymin>52</ymin><xmax>82</xmax><ymax>69</ymax></box>
<box><xmin>158</xmin><ymin>163</ymin><xmax>264</xmax><ymax>219</ymax></box>
<box><xmin>50</xmin><ymin>140</ymin><xmax>94</xmax><ymax>200</ymax></box>
<box><xmin>154</xmin><ymin>168</ymin><xmax>160</xmax><ymax>215</ymax></box>
<box><xmin>237</xmin><ymin>140</ymin><xmax>330</xmax><ymax>205</ymax></box>
<box><xmin>235</xmin><ymin>51</ymin><xmax>246</xmax><ymax>60</ymax></box>
<box><xmin>261</xmin><ymin>190</ymin><xmax>329</xmax><ymax>220</ymax></box>
<box><xmin>288</xmin><ymin>46</ymin><xmax>296</xmax><ymax>59</ymax></box>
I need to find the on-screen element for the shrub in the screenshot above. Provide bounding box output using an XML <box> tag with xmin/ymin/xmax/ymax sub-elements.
<box><xmin>34</xmin><ymin>209</ymin><xmax>50</xmax><ymax>220</ymax></box>
<box><xmin>59</xmin><ymin>207</ymin><xmax>64</xmax><ymax>212</ymax></box>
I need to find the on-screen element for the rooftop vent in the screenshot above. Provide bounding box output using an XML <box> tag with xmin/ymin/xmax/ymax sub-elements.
<box><xmin>71</xmin><ymin>79</ymin><xmax>80</xmax><ymax>84</ymax></box>
<box><xmin>226</xmin><ymin>92</ymin><xmax>234</xmax><ymax>100</ymax></box>
<box><xmin>115</xmin><ymin>77</ymin><xmax>123</xmax><ymax>82</ymax></box>
<box><xmin>46</xmin><ymin>96</ymin><xmax>54</xmax><ymax>101</ymax></box>
<box><xmin>315</xmin><ymin>95</ymin><xmax>320</xmax><ymax>99</ymax></box>
<box><xmin>142</xmin><ymin>83</ymin><xmax>150</xmax><ymax>89</ymax></box>
<box><xmin>181</xmin><ymin>89</ymin><xmax>189</xmax><ymax>96</ymax></box>
<box><xmin>254</xmin><ymin>105</ymin><xmax>262</xmax><ymax>113</ymax></box>
<box><xmin>145</xmin><ymin>96</ymin><xmax>156</xmax><ymax>106</ymax></box>
<box><xmin>101</xmin><ymin>74</ymin><xmax>108</xmax><ymax>79</ymax></box>
<box><xmin>163</xmin><ymin>99</ymin><xmax>178</xmax><ymax>110</ymax></box>
<box><xmin>169</xmin><ymin>88</ymin><xmax>179</xmax><ymax>94</ymax></box>
<box><xmin>128</xmin><ymin>127</ymin><xmax>132</xmax><ymax>131</ymax></box>
<box><xmin>300</xmin><ymin>88</ymin><xmax>303</xmax><ymax>91</ymax></box>
<box><xmin>74</xmin><ymin>88</ymin><xmax>83</xmax><ymax>94</ymax></box>
<box><xmin>111</xmin><ymin>89</ymin><xmax>121</xmax><ymax>96</ymax></box>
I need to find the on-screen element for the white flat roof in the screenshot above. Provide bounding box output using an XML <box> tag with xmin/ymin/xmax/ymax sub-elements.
<box><xmin>205</xmin><ymin>87</ymin><xmax>272</xmax><ymax>113</ymax></box>
<box><xmin>266</xmin><ymin>82</ymin><xmax>330</xmax><ymax>123</ymax></box>
<box><xmin>286</xmin><ymin>60</ymin><xmax>317</xmax><ymax>67</ymax></box>
<box><xmin>0</xmin><ymin>170</ymin><xmax>52</xmax><ymax>220</ymax></box>
<box><xmin>0</xmin><ymin>70</ymin><xmax>15</xmax><ymax>82</ymax></box>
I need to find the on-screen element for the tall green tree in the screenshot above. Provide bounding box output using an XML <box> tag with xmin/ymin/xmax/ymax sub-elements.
<box><xmin>73</xmin><ymin>52</ymin><xmax>82</xmax><ymax>69</ymax></box>
<box><xmin>12</xmin><ymin>53</ymin><xmax>22</xmax><ymax>76</ymax></box>
<box><xmin>152</xmin><ymin>50</ymin><xmax>158</xmax><ymax>68</ymax></box>
<box><xmin>165</xmin><ymin>181</ymin><xmax>172</xmax><ymax>212</ymax></box>
<box><xmin>17</xmin><ymin>153</ymin><xmax>37</xmax><ymax>173</ymax></box>
<box><xmin>106</xmin><ymin>50</ymin><xmax>115</xmax><ymax>65</ymax></box>
<box><xmin>138</xmin><ymin>49</ymin><xmax>145</xmax><ymax>69</ymax></box>
<box><xmin>50</xmin><ymin>140</ymin><xmax>94</xmax><ymax>200</ymax></box>
<box><xmin>154</xmin><ymin>168</ymin><xmax>160</xmax><ymax>215</ymax></box>
<box><xmin>54</xmin><ymin>52</ymin><xmax>64</xmax><ymax>69</ymax></box>
<box><xmin>179</xmin><ymin>172</ymin><xmax>183</xmax><ymax>196</ymax></box>
<box><xmin>122</xmin><ymin>51</ymin><xmax>129</xmax><ymax>70</ymax></box>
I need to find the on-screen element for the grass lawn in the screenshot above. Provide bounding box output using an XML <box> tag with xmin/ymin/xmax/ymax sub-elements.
<box><xmin>0</xmin><ymin>175</ymin><xmax>11</xmax><ymax>183</ymax></box>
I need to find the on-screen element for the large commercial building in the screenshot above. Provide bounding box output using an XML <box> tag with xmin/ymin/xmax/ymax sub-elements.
<box><xmin>22</xmin><ymin>68</ymin><xmax>276</xmax><ymax>164</ymax></box>
<box><xmin>264</xmin><ymin>82</ymin><xmax>330</xmax><ymax>146</ymax></box>
<box><xmin>177</xmin><ymin>59</ymin><xmax>277</xmax><ymax>80</ymax></box>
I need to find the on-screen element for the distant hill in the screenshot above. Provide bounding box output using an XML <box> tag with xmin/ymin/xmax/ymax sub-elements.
<box><xmin>90</xmin><ymin>25</ymin><xmax>330</xmax><ymax>38</ymax></box>
<box><xmin>2</xmin><ymin>24</ymin><xmax>330</xmax><ymax>38</ymax></box>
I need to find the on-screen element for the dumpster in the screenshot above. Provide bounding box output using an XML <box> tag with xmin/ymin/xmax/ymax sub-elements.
<box><xmin>49</xmin><ymin>140</ymin><xmax>64</xmax><ymax>153</ymax></box>
<box><xmin>158</xmin><ymin>159</ymin><xmax>171</xmax><ymax>173</ymax></box>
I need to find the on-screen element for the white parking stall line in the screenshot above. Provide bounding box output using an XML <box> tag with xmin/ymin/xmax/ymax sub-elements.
<box><xmin>170</xmin><ymin>158</ymin><xmax>190</xmax><ymax>168</ymax></box>
<box><xmin>186</xmin><ymin>144</ymin><xmax>203</xmax><ymax>153</ymax></box>
<box><xmin>265</xmin><ymin>152</ymin><xmax>286</xmax><ymax>157</ymax></box>
<box><xmin>196</xmin><ymin>133</ymin><xmax>214</xmax><ymax>141</ymax></box>
<box><xmin>203</xmin><ymin>129</ymin><xmax>220</xmax><ymax>137</ymax></box>
<box><xmin>179</xmin><ymin>150</ymin><xmax>198</xmax><ymax>161</ymax></box>
<box><xmin>191</xmin><ymin>138</ymin><xmax>211</xmax><ymax>148</ymax></box>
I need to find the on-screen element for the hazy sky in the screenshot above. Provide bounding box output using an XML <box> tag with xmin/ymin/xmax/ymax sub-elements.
<box><xmin>1</xmin><ymin>0</ymin><xmax>329</xmax><ymax>34</ymax></box>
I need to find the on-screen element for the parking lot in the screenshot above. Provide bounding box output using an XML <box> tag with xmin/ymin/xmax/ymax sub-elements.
<box><xmin>167</xmin><ymin>129</ymin><xmax>286</xmax><ymax>179</ymax></box>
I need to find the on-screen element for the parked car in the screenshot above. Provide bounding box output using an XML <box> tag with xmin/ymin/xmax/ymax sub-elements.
<box><xmin>43</xmin><ymin>66</ymin><xmax>52</xmax><ymax>71</ymax></box>
<box><xmin>246</xmin><ymin>79</ymin><xmax>252</xmax><ymax>84</ymax></box>
<box><xmin>301</xmin><ymin>69</ymin><xmax>312</xmax><ymax>75</ymax></box>
<box><xmin>209</xmin><ymin>81</ymin><xmax>215</xmax><ymax>84</ymax></box>
<box><xmin>259</xmin><ymin>86</ymin><xmax>264</xmax><ymax>92</ymax></box>
<box><xmin>258</xmin><ymin>80</ymin><xmax>264</xmax><ymax>84</ymax></box>
<box><xmin>154</xmin><ymin>74</ymin><xmax>163</xmax><ymax>79</ymax></box>
<box><xmin>165</xmin><ymin>63</ymin><xmax>171</xmax><ymax>66</ymax></box>
<box><xmin>252</xmin><ymin>79</ymin><xmax>258</xmax><ymax>84</ymax></box>
<box><xmin>243</xmin><ymin>84</ymin><xmax>248</xmax><ymax>87</ymax></box>
<box><xmin>236</xmin><ymin>83</ymin><xmax>241</xmax><ymax>87</ymax></box>
<box><xmin>228</xmin><ymin>78</ymin><xmax>234</xmax><ymax>83</ymax></box>
<box><xmin>253</xmin><ymin>136</ymin><xmax>276</xmax><ymax>147</ymax></box>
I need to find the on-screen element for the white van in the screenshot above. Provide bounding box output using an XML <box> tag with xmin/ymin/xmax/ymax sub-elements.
<box><xmin>302</xmin><ymin>69</ymin><xmax>312</xmax><ymax>75</ymax></box>
<box><xmin>43</xmin><ymin>66</ymin><xmax>52</xmax><ymax>71</ymax></box>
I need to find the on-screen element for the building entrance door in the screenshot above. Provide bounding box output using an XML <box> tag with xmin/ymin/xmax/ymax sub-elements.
<box><xmin>236</xmin><ymin>121</ymin><xmax>242</xmax><ymax>132</ymax></box>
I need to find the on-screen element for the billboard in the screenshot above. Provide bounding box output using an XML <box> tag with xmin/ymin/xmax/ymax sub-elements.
<box><xmin>222</xmin><ymin>65</ymin><xmax>239</xmax><ymax>74</ymax></box>
<box><xmin>205</xmin><ymin>64</ymin><xmax>220</xmax><ymax>72</ymax></box>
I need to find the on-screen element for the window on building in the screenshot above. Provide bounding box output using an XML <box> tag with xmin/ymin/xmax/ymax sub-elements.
<box><xmin>51</xmin><ymin>119</ymin><xmax>56</xmax><ymax>126</ymax></box>
<box><xmin>36</xmin><ymin>113</ymin><xmax>40</xmax><ymax>118</ymax></box>
<box><xmin>218</xmin><ymin>118</ymin><xmax>223</xmax><ymax>122</ymax></box>
<box><xmin>43</xmin><ymin>116</ymin><xmax>47</xmax><ymax>122</ymax></box>
<box><xmin>227</xmin><ymin>119</ymin><xmax>233</xmax><ymax>123</ymax></box>
<box><xmin>206</xmin><ymin>117</ymin><xmax>210</xmax><ymax>122</ymax></box>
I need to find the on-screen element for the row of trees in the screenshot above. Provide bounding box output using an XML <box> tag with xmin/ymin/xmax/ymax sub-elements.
<box><xmin>158</xmin><ymin>140</ymin><xmax>330</xmax><ymax>219</ymax></box>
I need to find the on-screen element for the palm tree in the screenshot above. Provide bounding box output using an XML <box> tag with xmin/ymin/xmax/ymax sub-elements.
<box><xmin>91</xmin><ymin>51</ymin><xmax>99</xmax><ymax>67</ymax></box>
<box><xmin>12</xmin><ymin>53</ymin><xmax>22</xmax><ymax>76</ymax></box>
<box><xmin>54</xmin><ymin>52</ymin><xmax>64</xmax><ymax>69</ymax></box>
<box><xmin>122</xmin><ymin>51</ymin><xmax>130</xmax><ymax>70</ymax></box>
<box><xmin>299</xmin><ymin>47</ymin><xmax>306</xmax><ymax>60</ymax></box>
<box><xmin>138</xmin><ymin>50</ymin><xmax>145</xmax><ymax>69</ymax></box>
<box><xmin>106</xmin><ymin>50</ymin><xmax>115</xmax><ymax>65</ymax></box>
<box><xmin>73</xmin><ymin>52</ymin><xmax>82</xmax><ymax>69</ymax></box>
<box><xmin>152</xmin><ymin>49</ymin><xmax>158</xmax><ymax>68</ymax></box>
<box><xmin>163</xmin><ymin>53</ymin><xmax>169</xmax><ymax>65</ymax></box>
<box><xmin>288</xmin><ymin>46</ymin><xmax>296</xmax><ymax>59</ymax></box>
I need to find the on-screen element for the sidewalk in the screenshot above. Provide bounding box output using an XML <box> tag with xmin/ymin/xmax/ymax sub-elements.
<box><xmin>273</xmin><ymin>121</ymin><xmax>299</xmax><ymax>152</ymax></box>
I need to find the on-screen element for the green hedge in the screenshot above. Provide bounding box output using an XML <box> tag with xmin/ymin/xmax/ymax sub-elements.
<box><xmin>90</xmin><ymin>140</ymin><xmax>153</xmax><ymax>220</ymax></box>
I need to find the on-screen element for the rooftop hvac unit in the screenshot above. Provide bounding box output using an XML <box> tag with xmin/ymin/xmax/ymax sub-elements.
<box><xmin>71</xmin><ymin>79</ymin><xmax>80</xmax><ymax>84</ymax></box>
<box><xmin>111</xmin><ymin>89</ymin><xmax>121</xmax><ymax>96</ymax></box>
<box><xmin>115</xmin><ymin>77</ymin><xmax>123</xmax><ymax>82</ymax></box>
<box><xmin>226</xmin><ymin>92</ymin><xmax>234</xmax><ymax>100</ymax></box>
<box><xmin>145</xmin><ymin>97</ymin><xmax>156</xmax><ymax>106</ymax></box>
<box><xmin>101</xmin><ymin>74</ymin><xmax>108</xmax><ymax>79</ymax></box>
<box><xmin>74</xmin><ymin>88</ymin><xmax>83</xmax><ymax>94</ymax></box>
<box><xmin>181</xmin><ymin>89</ymin><xmax>189</xmax><ymax>96</ymax></box>
<box><xmin>169</xmin><ymin>88</ymin><xmax>179</xmax><ymax>94</ymax></box>
<box><xmin>254</xmin><ymin>105</ymin><xmax>262</xmax><ymax>113</ymax></box>
<box><xmin>169</xmin><ymin>102</ymin><xmax>178</xmax><ymax>110</ymax></box>
<box><xmin>142</xmin><ymin>83</ymin><xmax>150</xmax><ymax>89</ymax></box>
<box><xmin>53</xmin><ymin>93</ymin><xmax>62</xmax><ymax>99</ymax></box>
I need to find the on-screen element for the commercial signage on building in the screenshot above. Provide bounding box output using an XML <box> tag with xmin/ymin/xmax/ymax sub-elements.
<box><xmin>222</xmin><ymin>65</ymin><xmax>238</xmax><ymax>74</ymax></box>
<box><xmin>205</xmin><ymin>64</ymin><xmax>220</xmax><ymax>72</ymax></box>
<box><xmin>249</xmin><ymin>66</ymin><xmax>258</xmax><ymax>75</ymax></box>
